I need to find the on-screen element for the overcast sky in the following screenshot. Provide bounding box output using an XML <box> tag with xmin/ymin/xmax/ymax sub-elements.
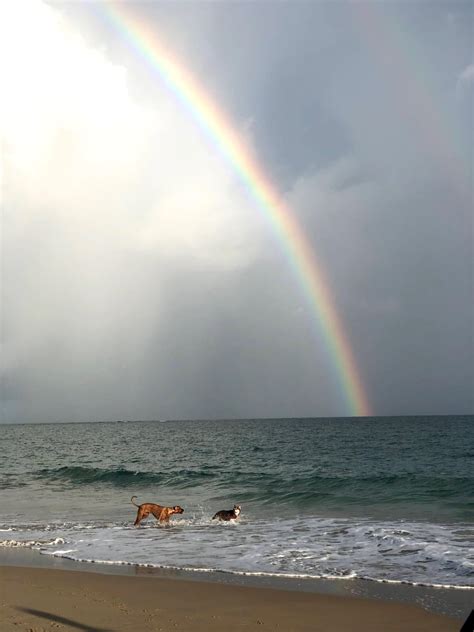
<box><xmin>1</xmin><ymin>1</ymin><xmax>472</xmax><ymax>422</ymax></box>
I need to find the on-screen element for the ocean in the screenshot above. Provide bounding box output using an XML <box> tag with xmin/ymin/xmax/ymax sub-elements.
<box><xmin>1</xmin><ymin>416</ymin><xmax>473</xmax><ymax>592</ymax></box>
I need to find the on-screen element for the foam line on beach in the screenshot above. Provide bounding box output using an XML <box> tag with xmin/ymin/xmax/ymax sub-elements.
<box><xmin>6</xmin><ymin>543</ymin><xmax>469</xmax><ymax>591</ymax></box>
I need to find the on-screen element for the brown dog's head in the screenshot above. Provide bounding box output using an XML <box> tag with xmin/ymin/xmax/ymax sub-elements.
<box><xmin>173</xmin><ymin>506</ymin><xmax>184</xmax><ymax>514</ymax></box>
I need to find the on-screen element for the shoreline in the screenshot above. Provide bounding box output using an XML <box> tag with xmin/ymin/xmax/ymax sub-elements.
<box><xmin>0</xmin><ymin>558</ymin><xmax>465</xmax><ymax>632</ymax></box>
<box><xmin>0</xmin><ymin>547</ymin><xmax>472</xmax><ymax>622</ymax></box>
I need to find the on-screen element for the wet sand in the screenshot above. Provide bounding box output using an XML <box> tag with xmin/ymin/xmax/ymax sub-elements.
<box><xmin>0</xmin><ymin>564</ymin><xmax>464</xmax><ymax>632</ymax></box>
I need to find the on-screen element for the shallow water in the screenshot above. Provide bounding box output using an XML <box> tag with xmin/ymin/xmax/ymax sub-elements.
<box><xmin>1</xmin><ymin>416</ymin><xmax>473</xmax><ymax>588</ymax></box>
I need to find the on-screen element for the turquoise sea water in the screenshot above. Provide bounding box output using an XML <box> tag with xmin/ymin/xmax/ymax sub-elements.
<box><xmin>1</xmin><ymin>416</ymin><xmax>473</xmax><ymax>588</ymax></box>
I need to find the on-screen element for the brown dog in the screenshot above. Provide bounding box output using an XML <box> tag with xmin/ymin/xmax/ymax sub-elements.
<box><xmin>131</xmin><ymin>496</ymin><xmax>184</xmax><ymax>526</ymax></box>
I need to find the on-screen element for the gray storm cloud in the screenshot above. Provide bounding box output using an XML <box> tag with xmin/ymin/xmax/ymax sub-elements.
<box><xmin>1</xmin><ymin>1</ymin><xmax>472</xmax><ymax>422</ymax></box>
<box><xmin>0</xmin><ymin>1</ymin><xmax>266</xmax><ymax>422</ymax></box>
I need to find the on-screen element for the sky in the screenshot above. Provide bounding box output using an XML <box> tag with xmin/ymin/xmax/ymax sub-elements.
<box><xmin>0</xmin><ymin>0</ymin><xmax>472</xmax><ymax>423</ymax></box>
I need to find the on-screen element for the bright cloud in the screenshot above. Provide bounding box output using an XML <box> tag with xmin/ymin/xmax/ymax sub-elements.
<box><xmin>0</xmin><ymin>0</ymin><xmax>259</xmax><ymax>263</ymax></box>
<box><xmin>0</xmin><ymin>0</ymin><xmax>263</xmax><ymax>420</ymax></box>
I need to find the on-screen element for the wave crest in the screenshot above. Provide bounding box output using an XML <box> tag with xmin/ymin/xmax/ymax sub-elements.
<box><xmin>33</xmin><ymin>466</ymin><xmax>213</xmax><ymax>488</ymax></box>
<box><xmin>31</xmin><ymin>467</ymin><xmax>473</xmax><ymax>506</ymax></box>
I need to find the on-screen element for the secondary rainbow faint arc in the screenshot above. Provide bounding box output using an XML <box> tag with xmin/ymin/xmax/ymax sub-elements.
<box><xmin>101</xmin><ymin>4</ymin><xmax>372</xmax><ymax>417</ymax></box>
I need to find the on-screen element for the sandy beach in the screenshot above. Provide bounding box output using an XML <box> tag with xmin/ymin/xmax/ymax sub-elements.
<box><xmin>0</xmin><ymin>564</ymin><xmax>464</xmax><ymax>632</ymax></box>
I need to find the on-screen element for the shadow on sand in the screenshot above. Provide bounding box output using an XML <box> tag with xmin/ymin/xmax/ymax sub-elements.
<box><xmin>16</xmin><ymin>607</ymin><xmax>114</xmax><ymax>632</ymax></box>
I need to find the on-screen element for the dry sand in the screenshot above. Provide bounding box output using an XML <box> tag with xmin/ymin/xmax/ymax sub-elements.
<box><xmin>0</xmin><ymin>565</ymin><xmax>463</xmax><ymax>632</ymax></box>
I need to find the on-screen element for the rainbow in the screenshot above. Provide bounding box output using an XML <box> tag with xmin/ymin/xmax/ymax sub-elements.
<box><xmin>98</xmin><ymin>3</ymin><xmax>371</xmax><ymax>417</ymax></box>
<box><xmin>351</xmin><ymin>3</ymin><xmax>469</xmax><ymax>201</ymax></box>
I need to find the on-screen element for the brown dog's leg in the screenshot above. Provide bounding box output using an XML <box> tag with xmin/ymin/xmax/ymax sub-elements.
<box><xmin>134</xmin><ymin>507</ymin><xmax>150</xmax><ymax>527</ymax></box>
<box><xmin>150</xmin><ymin>508</ymin><xmax>166</xmax><ymax>523</ymax></box>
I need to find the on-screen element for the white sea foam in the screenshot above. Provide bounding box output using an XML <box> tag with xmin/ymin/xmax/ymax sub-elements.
<box><xmin>1</xmin><ymin>516</ymin><xmax>473</xmax><ymax>589</ymax></box>
<box><xmin>0</xmin><ymin>537</ymin><xmax>65</xmax><ymax>548</ymax></box>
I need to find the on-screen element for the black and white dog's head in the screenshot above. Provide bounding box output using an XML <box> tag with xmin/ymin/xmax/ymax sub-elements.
<box><xmin>232</xmin><ymin>505</ymin><xmax>241</xmax><ymax>517</ymax></box>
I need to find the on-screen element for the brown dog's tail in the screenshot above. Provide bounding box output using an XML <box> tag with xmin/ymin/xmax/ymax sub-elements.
<box><xmin>131</xmin><ymin>496</ymin><xmax>140</xmax><ymax>507</ymax></box>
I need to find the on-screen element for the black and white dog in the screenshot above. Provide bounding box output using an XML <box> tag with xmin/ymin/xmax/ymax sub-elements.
<box><xmin>212</xmin><ymin>505</ymin><xmax>241</xmax><ymax>521</ymax></box>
